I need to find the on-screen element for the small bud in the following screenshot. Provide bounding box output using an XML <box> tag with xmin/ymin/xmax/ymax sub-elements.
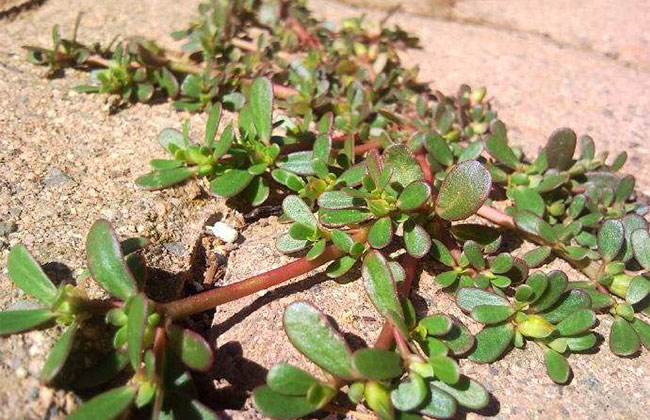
<box><xmin>364</xmin><ymin>381</ymin><xmax>394</xmax><ymax>420</ymax></box>
<box><xmin>106</xmin><ymin>308</ymin><xmax>128</xmax><ymax>326</ymax></box>
<box><xmin>347</xmin><ymin>381</ymin><xmax>365</xmax><ymax>404</ymax></box>
<box><xmin>470</xmin><ymin>87</ymin><xmax>487</xmax><ymax>105</ymax></box>
<box><xmin>615</xmin><ymin>303</ymin><xmax>635</xmax><ymax>321</ymax></box>
<box><xmin>147</xmin><ymin>313</ymin><xmax>161</xmax><ymax>326</ymax></box>
<box><xmin>609</xmin><ymin>274</ymin><xmax>632</xmax><ymax>298</ymax></box>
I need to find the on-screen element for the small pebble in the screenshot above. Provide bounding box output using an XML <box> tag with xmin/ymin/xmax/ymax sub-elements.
<box><xmin>206</xmin><ymin>222</ymin><xmax>239</xmax><ymax>243</ymax></box>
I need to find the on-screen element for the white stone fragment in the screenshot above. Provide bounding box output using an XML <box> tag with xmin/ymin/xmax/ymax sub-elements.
<box><xmin>206</xmin><ymin>222</ymin><xmax>239</xmax><ymax>243</ymax></box>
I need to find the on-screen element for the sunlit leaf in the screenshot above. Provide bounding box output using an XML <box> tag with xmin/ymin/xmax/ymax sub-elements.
<box><xmin>167</xmin><ymin>325</ymin><xmax>213</xmax><ymax>372</ymax></box>
<box><xmin>0</xmin><ymin>308</ymin><xmax>54</xmax><ymax>335</ymax></box>
<box><xmin>544</xmin><ymin>349</ymin><xmax>570</xmax><ymax>384</ymax></box>
<box><xmin>362</xmin><ymin>251</ymin><xmax>405</xmax><ymax>332</ymax></box>
<box><xmin>545</xmin><ymin>128</ymin><xmax>576</xmax><ymax>170</ymax></box>
<box><xmin>7</xmin><ymin>245</ymin><xmax>58</xmax><ymax>306</ymax></box>
<box><xmin>391</xmin><ymin>373</ymin><xmax>427</xmax><ymax>411</ymax></box>
<box><xmin>609</xmin><ymin>316</ymin><xmax>640</xmax><ymax>356</ymax></box>
<box><xmin>126</xmin><ymin>294</ymin><xmax>148</xmax><ymax>370</ymax></box>
<box><xmin>435</xmin><ymin>161</ymin><xmax>491</xmax><ymax>221</ymax></box>
<box><xmin>41</xmin><ymin>320</ymin><xmax>78</xmax><ymax>383</ymax></box>
<box><xmin>210</xmin><ymin>169</ymin><xmax>254</xmax><ymax>197</ymax></box>
<box><xmin>283</xmin><ymin>301</ymin><xmax>356</xmax><ymax>379</ymax></box>
<box><xmin>469</xmin><ymin>323</ymin><xmax>514</xmax><ymax>363</ymax></box>
<box><xmin>352</xmin><ymin>348</ymin><xmax>402</xmax><ymax>380</ymax></box>
<box><xmin>66</xmin><ymin>386</ymin><xmax>136</xmax><ymax>420</ymax></box>
<box><xmin>86</xmin><ymin>220</ymin><xmax>138</xmax><ymax>300</ymax></box>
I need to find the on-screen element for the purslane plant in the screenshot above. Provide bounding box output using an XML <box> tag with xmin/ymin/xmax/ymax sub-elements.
<box><xmin>7</xmin><ymin>0</ymin><xmax>650</xmax><ymax>419</ymax></box>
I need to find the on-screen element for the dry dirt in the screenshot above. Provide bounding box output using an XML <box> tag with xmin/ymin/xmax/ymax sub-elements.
<box><xmin>0</xmin><ymin>1</ymin><xmax>649</xmax><ymax>420</ymax></box>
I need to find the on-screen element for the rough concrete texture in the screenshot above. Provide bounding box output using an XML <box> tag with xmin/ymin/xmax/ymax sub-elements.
<box><xmin>0</xmin><ymin>0</ymin><xmax>648</xmax><ymax>419</ymax></box>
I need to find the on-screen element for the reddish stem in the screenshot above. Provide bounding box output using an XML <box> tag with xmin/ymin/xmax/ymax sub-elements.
<box><xmin>160</xmin><ymin>229</ymin><xmax>367</xmax><ymax>319</ymax></box>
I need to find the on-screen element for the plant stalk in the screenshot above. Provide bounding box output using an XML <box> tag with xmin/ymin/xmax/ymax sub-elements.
<box><xmin>160</xmin><ymin>229</ymin><xmax>367</xmax><ymax>319</ymax></box>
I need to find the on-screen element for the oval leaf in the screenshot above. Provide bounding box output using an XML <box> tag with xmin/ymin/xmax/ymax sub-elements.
<box><xmin>41</xmin><ymin>321</ymin><xmax>78</xmax><ymax>383</ymax></box>
<box><xmin>167</xmin><ymin>325</ymin><xmax>213</xmax><ymax>372</ymax></box>
<box><xmin>469</xmin><ymin>323</ymin><xmax>514</xmax><ymax>363</ymax></box>
<box><xmin>86</xmin><ymin>220</ymin><xmax>138</xmax><ymax>300</ymax></box>
<box><xmin>0</xmin><ymin>308</ymin><xmax>54</xmax><ymax>335</ymax></box>
<box><xmin>8</xmin><ymin>245</ymin><xmax>58</xmax><ymax>306</ymax></box>
<box><xmin>362</xmin><ymin>251</ymin><xmax>405</xmax><ymax>331</ymax></box>
<box><xmin>66</xmin><ymin>386</ymin><xmax>136</xmax><ymax>420</ymax></box>
<box><xmin>210</xmin><ymin>169</ymin><xmax>254</xmax><ymax>198</ymax></box>
<box><xmin>352</xmin><ymin>348</ymin><xmax>402</xmax><ymax>380</ymax></box>
<box><xmin>283</xmin><ymin>301</ymin><xmax>355</xmax><ymax>379</ymax></box>
<box><xmin>435</xmin><ymin>161</ymin><xmax>491</xmax><ymax>221</ymax></box>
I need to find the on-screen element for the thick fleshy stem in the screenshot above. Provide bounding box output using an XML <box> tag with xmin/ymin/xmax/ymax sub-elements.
<box><xmin>160</xmin><ymin>229</ymin><xmax>367</xmax><ymax>320</ymax></box>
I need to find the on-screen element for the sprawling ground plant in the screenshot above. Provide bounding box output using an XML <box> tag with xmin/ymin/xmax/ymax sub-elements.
<box><xmin>5</xmin><ymin>0</ymin><xmax>649</xmax><ymax>419</ymax></box>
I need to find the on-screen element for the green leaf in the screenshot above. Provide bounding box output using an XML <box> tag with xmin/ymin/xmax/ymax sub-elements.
<box><xmin>275</xmin><ymin>233</ymin><xmax>307</xmax><ymax>253</ymax></box>
<box><xmin>210</xmin><ymin>169</ymin><xmax>254</xmax><ymax>198</ymax></box>
<box><xmin>424</xmin><ymin>132</ymin><xmax>453</xmax><ymax>166</ymax></box>
<box><xmin>463</xmin><ymin>240</ymin><xmax>485</xmax><ymax>270</ymax></box>
<box><xmin>319</xmin><ymin>208</ymin><xmax>373</xmax><ymax>227</ymax></box>
<box><xmin>566</xmin><ymin>333</ymin><xmax>598</xmax><ymax>352</ymax></box>
<box><xmin>0</xmin><ymin>309</ymin><xmax>54</xmax><ymax>335</ymax></box>
<box><xmin>150</xmin><ymin>159</ymin><xmax>183</xmax><ymax>170</ymax></box>
<box><xmin>403</xmin><ymin>220</ymin><xmax>431</xmax><ymax>258</ymax></box>
<box><xmin>362</xmin><ymin>251</ymin><xmax>405</xmax><ymax>331</ymax></box>
<box><xmin>158</xmin><ymin>128</ymin><xmax>189</xmax><ymax>152</ymax></box>
<box><xmin>204</xmin><ymin>103</ymin><xmax>221</xmax><ymax>146</ymax></box>
<box><xmin>420</xmin><ymin>314</ymin><xmax>452</xmax><ymax>336</ymax></box>
<box><xmin>317</xmin><ymin>191</ymin><xmax>361</xmax><ymax>210</ymax></box>
<box><xmin>469</xmin><ymin>323</ymin><xmax>514</xmax><ymax>363</ymax></box>
<box><xmin>544</xmin><ymin>349</ymin><xmax>570</xmax><ymax>384</ymax></box>
<box><xmin>398</xmin><ymin>181</ymin><xmax>431</xmax><ymax>211</ymax></box>
<box><xmin>212</xmin><ymin>124</ymin><xmax>234</xmax><ymax>159</ymax></box>
<box><xmin>435</xmin><ymin>270</ymin><xmax>458</xmax><ymax>287</ymax></box>
<box><xmin>66</xmin><ymin>386</ymin><xmax>136</xmax><ymax>420</ymax></box>
<box><xmin>382</xmin><ymin>145</ymin><xmax>424</xmax><ymax>191</ymax></box>
<box><xmin>352</xmin><ymin>348</ymin><xmax>402</xmax><ymax>380</ymax></box>
<box><xmin>533</xmin><ymin>173</ymin><xmax>569</xmax><ymax>193</ymax></box>
<box><xmin>364</xmin><ymin>381</ymin><xmax>394</xmax><ymax>420</ymax></box>
<box><xmin>74</xmin><ymin>352</ymin><xmax>129</xmax><ymax>389</ymax></box>
<box><xmin>513</xmin><ymin>188</ymin><xmax>545</xmax><ymax>217</ymax></box>
<box><xmin>368</xmin><ymin>217</ymin><xmax>393</xmax><ymax>249</ymax></box>
<box><xmin>471</xmin><ymin>305</ymin><xmax>515</xmax><ymax>325</ymax></box>
<box><xmin>431</xmin><ymin>376</ymin><xmax>489</xmax><ymax>410</ymax></box>
<box><xmin>391</xmin><ymin>373</ymin><xmax>427</xmax><ymax>411</ymax></box>
<box><xmin>614</xmin><ymin>175</ymin><xmax>635</xmax><ymax>203</ymax></box>
<box><xmin>250</xmin><ymin>78</ymin><xmax>273</xmax><ymax>143</ymax></box>
<box><xmin>485</xmin><ymin>134</ymin><xmax>519</xmax><ymax>169</ymax></box>
<box><xmin>430</xmin><ymin>239</ymin><xmax>455</xmax><ymax>267</ymax></box>
<box><xmin>522</xmin><ymin>246</ymin><xmax>551</xmax><ymax>268</ymax></box>
<box><xmin>430</xmin><ymin>356</ymin><xmax>459</xmax><ymax>385</ymax></box>
<box><xmin>441</xmin><ymin>321</ymin><xmax>475</xmax><ymax>356</ymax></box>
<box><xmin>489</xmin><ymin>253</ymin><xmax>514</xmax><ymax>274</ymax></box>
<box><xmin>455</xmin><ymin>287</ymin><xmax>510</xmax><ymax>312</ymax></box>
<box><xmin>167</xmin><ymin>325</ymin><xmax>213</xmax><ymax>372</ymax></box>
<box><xmin>422</xmin><ymin>337</ymin><xmax>449</xmax><ymax>358</ymax></box>
<box><xmin>306</xmin><ymin>239</ymin><xmax>326</xmax><ymax>261</ymax></box>
<box><xmin>541</xmin><ymin>289</ymin><xmax>591</xmax><ymax>323</ymax></box>
<box><xmin>136</xmin><ymin>167</ymin><xmax>197</xmax><ymax>190</ymax></box>
<box><xmin>126</xmin><ymin>294</ymin><xmax>148</xmax><ymax>370</ymax></box>
<box><xmin>277</xmin><ymin>151</ymin><xmax>315</xmax><ymax>176</ymax></box>
<box><xmin>338</xmin><ymin>163</ymin><xmax>366</xmax><ymax>187</ymax></box>
<box><xmin>86</xmin><ymin>220</ymin><xmax>138</xmax><ymax>300</ymax></box>
<box><xmin>609</xmin><ymin>316</ymin><xmax>640</xmax><ymax>356</ymax></box>
<box><xmin>419</xmin><ymin>383</ymin><xmax>457</xmax><ymax>419</ymax></box>
<box><xmin>40</xmin><ymin>321</ymin><xmax>78</xmax><ymax>383</ymax></box>
<box><xmin>556</xmin><ymin>309</ymin><xmax>596</xmax><ymax>336</ymax></box>
<box><xmin>631</xmin><ymin>318</ymin><xmax>650</xmax><ymax>350</ymax></box>
<box><xmin>325</xmin><ymin>255</ymin><xmax>357</xmax><ymax>279</ymax></box>
<box><xmin>7</xmin><ymin>245</ymin><xmax>58</xmax><ymax>306</ymax></box>
<box><xmin>631</xmin><ymin>229</ymin><xmax>650</xmax><ymax>269</ymax></box>
<box><xmin>435</xmin><ymin>161</ymin><xmax>491</xmax><ymax>221</ymax></box>
<box><xmin>545</xmin><ymin>128</ymin><xmax>576</xmax><ymax>170</ymax></box>
<box><xmin>627</xmin><ymin>276</ymin><xmax>650</xmax><ymax>305</ymax></box>
<box><xmin>253</xmin><ymin>386</ymin><xmax>319</xmax><ymax>419</ymax></box>
<box><xmin>267</xmin><ymin>364</ymin><xmax>318</xmax><ymax>396</ymax></box>
<box><xmin>530</xmin><ymin>270</ymin><xmax>567</xmax><ymax>312</ymax></box>
<box><xmin>330</xmin><ymin>229</ymin><xmax>355</xmax><ymax>254</ymax></box>
<box><xmin>283</xmin><ymin>301</ymin><xmax>356</xmax><ymax>379</ymax></box>
<box><xmin>282</xmin><ymin>195</ymin><xmax>317</xmax><ymax>232</ymax></box>
<box><xmin>598</xmin><ymin>219</ymin><xmax>625</xmax><ymax>261</ymax></box>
